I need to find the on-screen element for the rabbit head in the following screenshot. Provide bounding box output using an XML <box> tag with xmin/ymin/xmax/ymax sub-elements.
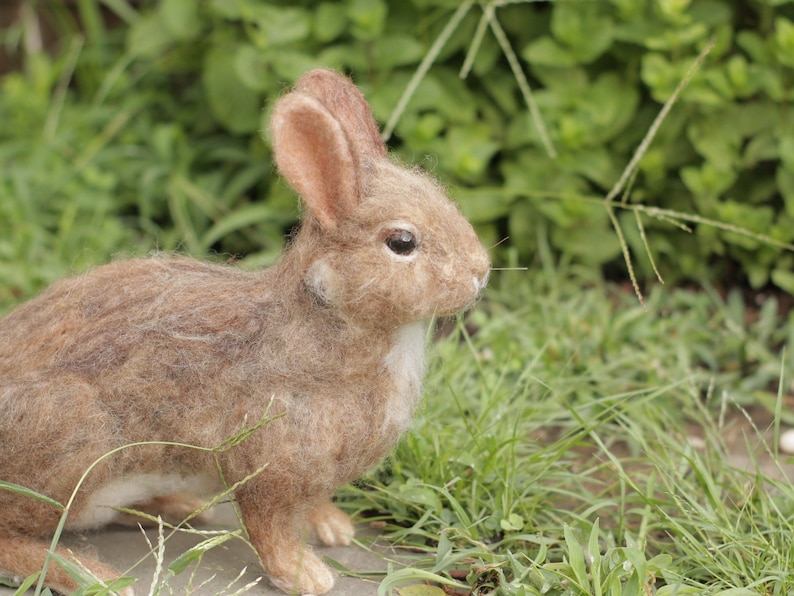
<box><xmin>271</xmin><ymin>69</ymin><xmax>490</xmax><ymax>329</ymax></box>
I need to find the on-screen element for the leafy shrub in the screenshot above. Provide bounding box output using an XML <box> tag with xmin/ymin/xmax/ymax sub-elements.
<box><xmin>456</xmin><ymin>0</ymin><xmax>794</xmax><ymax>293</ymax></box>
<box><xmin>2</xmin><ymin>0</ymin><xmax>794</xmax><ymax>311</ymax></box>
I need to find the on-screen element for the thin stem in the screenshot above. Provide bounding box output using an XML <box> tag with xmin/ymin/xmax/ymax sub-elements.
<box><xmin>485</xmin><ymin>4</ymin><xmax>557</xmax><ymax>158</ymax></box>
<box><xmin>382</xmin><ymin>0</ymin><xmax>474</xmax><ymax>141</ymax></box>
<box><xmin>604</xmin><ymin>39</ymin><xmax>715</xmax><ymax>205</ymax></box>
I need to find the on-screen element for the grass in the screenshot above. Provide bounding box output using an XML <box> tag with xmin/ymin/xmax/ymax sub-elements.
<box><xmin>333</xmin><ymin>264</ymin><xmax>794</xmax><ymax>595</ymax></box>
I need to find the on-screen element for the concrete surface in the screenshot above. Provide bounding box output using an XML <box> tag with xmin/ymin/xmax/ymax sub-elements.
<box><xmin>0</xmin><ymin>504</ymin><xmax>406</xmax><ymax>595</ymax></box>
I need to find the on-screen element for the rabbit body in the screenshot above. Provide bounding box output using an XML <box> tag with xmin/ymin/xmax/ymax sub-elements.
<box><xmin>0</xmin><ymin>70</ymin><xmax>489</xmax><ymax>595</ymax></box>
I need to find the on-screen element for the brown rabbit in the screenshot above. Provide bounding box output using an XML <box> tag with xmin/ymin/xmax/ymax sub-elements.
<box><xmin>0</xmin><ymin>69</ymin><xmax>490</xmax><ymax>595</ymax></box>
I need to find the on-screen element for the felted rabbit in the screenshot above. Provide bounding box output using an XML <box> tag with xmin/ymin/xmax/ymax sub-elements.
<box><xmin>0</xmin><ymin>69</ymin><xmax>490</xmax><ymax>595</ymax></box>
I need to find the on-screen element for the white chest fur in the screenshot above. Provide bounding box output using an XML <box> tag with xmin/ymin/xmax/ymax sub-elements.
<box><xmin>68</xmin><ymin>473</ymin><xmax>220</xmax><ymax>530</ymax></box>
<box><xmin>381</xmin><ymin>322</ymin><xmax>428</xmax><ymax>432</ymax></box>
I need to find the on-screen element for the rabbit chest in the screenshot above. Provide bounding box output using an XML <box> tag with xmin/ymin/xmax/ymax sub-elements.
<box><xmin>267</xmin><ymin>321</ymin><xmax>427</xmax><ymax>479</ymax></box>
<box><xmin>380</xmin><ymin>321</ymin><xmax>427</xmax><ymax>434</ymax></box>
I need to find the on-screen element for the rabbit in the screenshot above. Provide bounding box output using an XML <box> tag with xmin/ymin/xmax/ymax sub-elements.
<box><xmin>0</xmin><ymin>68</ymin><xmax>490</xmax><ymax>596</ymax></box>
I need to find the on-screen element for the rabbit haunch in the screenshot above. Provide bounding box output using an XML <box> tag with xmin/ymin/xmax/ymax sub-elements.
<box><xmin>0</xmin><ymin>68</ymin><xmax>489</xmax><ymax>596</ymax></box>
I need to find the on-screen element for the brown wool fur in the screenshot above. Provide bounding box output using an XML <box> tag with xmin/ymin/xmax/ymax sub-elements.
<box><xmin>0</xmin><ymin>69</ymin><xmax>490</xmax><ymax>596</ymax></box>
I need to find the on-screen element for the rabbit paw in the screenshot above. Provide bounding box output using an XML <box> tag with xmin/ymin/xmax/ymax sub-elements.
<box><xmin>308</xmin><ymin>501</ymin><xmax>354</xmax><ymax>547</ymax></box>
<box><xmin>267</xmin><ymin>549</ymin><xmax>335</xmax><ymax>596</ymax></box>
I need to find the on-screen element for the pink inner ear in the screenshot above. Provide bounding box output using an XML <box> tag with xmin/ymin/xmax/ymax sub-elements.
<box><xmin>295</xmin><ymin>70</ymin><xmax>387</xmax><ymax>162</ymax></box>
<box><xmin>271</xmin><ymin>94</ymin><xmax>359</xmax><ymax>229</ymax></box>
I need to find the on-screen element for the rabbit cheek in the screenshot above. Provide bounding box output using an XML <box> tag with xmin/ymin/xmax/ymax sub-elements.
<box><xmin>306</xmin><ymin>260</ymin><xmax>338</xmax><ymax>305</ymax></box>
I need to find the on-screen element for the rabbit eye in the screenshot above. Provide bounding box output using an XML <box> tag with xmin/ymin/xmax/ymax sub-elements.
<box><xmin>385</xmin><ymin>230</ymin><xmax>418</xmax><ymax>256</ymax></box>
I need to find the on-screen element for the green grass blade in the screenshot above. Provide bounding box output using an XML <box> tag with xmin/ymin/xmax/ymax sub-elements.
<box><xmin>0</xmin><ymin>481</ymin><xmax>63</xmax><ymax>510</ymax></box>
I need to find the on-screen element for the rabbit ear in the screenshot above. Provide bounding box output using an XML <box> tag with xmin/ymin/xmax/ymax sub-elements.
<box><xmin>294</xmin><ymin>69</ymin><xmax>387</xmax><ymax>163</ymax></box>
<box><xmin>271</xmin><ymin>92</ymin><xmax>359</xmax><ymax>229</ymax></box>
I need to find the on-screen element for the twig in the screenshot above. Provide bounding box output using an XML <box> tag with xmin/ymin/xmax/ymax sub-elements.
<box><xmin>484</xmin><ymin>3</ymin><xmax>557</xmax><ymax>159</ymax></box>
<box><xmin>602</xmin><ymin>39</ymin><xmax>715</xmax><ymax>305</ymax></box>
<box><xmin>605</xmin><ymin>204</ymin><xmax>646</xmax><ymax>310</ymax></box>
<box><xmin>382</xmin><ymin>0</ymin><xmax>474</xmax><ymax>141</ymax></box>
<box><xmin>604</xmin><ymin>39</ymin><xmax>715</xmax><ymax>205</ymax></box>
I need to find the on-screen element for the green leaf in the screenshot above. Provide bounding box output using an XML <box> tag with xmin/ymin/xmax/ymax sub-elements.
<box><xmin>779</xmin><ymin>134</ymin><xmax>794</xmax><ymax>173</ymax></box>
<box><xmin>233</xmin><ymin>44</ymin><xmax>273</xmax><ymax>92</ymax></box>
<box><xmin>454</xmin><ymin>188</ymin><xmax>513</xmax><ymax>224</ymax></box>
<box><xmin>435</xmin><ymin>531</ymin><xmax>452</xmax><ymax>563</ymax></box>
<box><xmin>563</xmin><ymin>524</ymin><xmax>589</xmax><ymax>588</ymax></box>
<box><xmin>641</xmin><ymin>53</ymin><xmax>690</xmax><ymax>101</ymax></box>
<box><xmin>397</xmin><ymin>482</ymin><xmax>442</xmax><ymax>513</ymax></box>
<box><xmin>686</xmin><ymin>117</ymin><xmax>740</xmax><ymax>171</ymax></box>
<box><xmin>499</xmin><ymin>512</ymin><xmax>525</xmax><ymax>532</ymax></box>
<box><xmin>47</xmin><ymin>552</ymin><xmax>135</xmax><ymax>594</ymax></box>
<box><xmin>775</xmin><ymin>17</ymin><xmax>794</xmax><ymax>67</ymax></box>
<box><xmin>398</xmin><ymin>585</ymin><xmax>446</xmax><ymax>596</ymax></box>
<box><xmin>98</xmin><ymin>0</ymin><xmax>140</xmax><ymax>24</ymax></box>
<box><xmin>550</xmin><ymin>214</ymin><xmax>622</xmax><ymax>266</ymax></box>
<box><xmin>126</xmin><ymin>12</ymin><xmax>175</xmax><ymax>58</ymax></box>
<box><xmin>656</xmin><ymin>0</ymin><xmax>692</xmax><ymax>23</ymax></box>
<box><xmin>646</xmin><ymin>23</ymin><xmax>708</xmax><ymax>51</ymax></box>
<box><xmin>725</xmin><ymin>54</ymin><xmax>750</xmax><ymax>95</ymax></box>
<box><xmin>159</xmin><ymin>0</ymin><xmax>201</xmax><ymax>41</ymax></box>
<box><xmin>737</xmin><ymin>30</ymin><xmax>776</xmax><ymax>65</ymax></box>
<box><xmin>771</xmin><ymin>268</ymin><xmax>794</xmax><ymax>294</ymax></box>
<box><xmin>587</xmin><ymin>519</ymin><xmax>602</xmax><ymax>586</ymax></box>
<box><xmin>551</xmin><ymin>2</ymin><xmax>613</xmax><ymax>63</ymax></box>
<box><xmin>582</xmin><ymin>74</ymin><xmax>640</xmax><ymax>144</ymax></box>
<box><xmin>379</xmin><ymin>569</ymin><xmax>466</xmax><ymax>595</ymax></box>
<box><xmin>208</xmin><ymin>0</ymin><xmax>242</xmax><ymax>19</ymax></box>
<box><xmin>681</xmin><ymin>162</ymin><xmax>736</xmax><ymax>199</ymax></box>
<box><xmin>523</xmin><ymin>37</ymin><xmax>576</xmax><ymax>68</ymax></box>
<box><xmin>563</xmin><ymin>147</ymin><xmax>619</xmax><ymax>189</ymax></box>
<box><xmin>245</xmin><ymin>5</ymin><xmax>311</xmax><ymax>47</ymax></box>
<box><xmin>202</xmin><ymin>45</ymin><xmax>261</xmax><ymax>134</ymax></box>
<box><xmin>717</xmin><ymin>201</ymin><xmax>775</xmax><ymax>248</ymax></box>
<box><xmin>371</xmin><ymin>70</ymin><xmax>476</xmax><ymax>124</ymax></box>
<box><xmin>347</xmin><ymin>0</ymin><xmax>388</xmax><ymax>41</ymax></box>
<box><xmin>271</xmin><ymin>51</ymin><xmax>326</xmax><ymax>82</ymax></box>
<box><xmin>646</xmin><ymin>554</ymin><xmax>673</xmax><ymax>572</ymax></box>
<box><xmin>656</xmin><ymin>587</ymin><xmax>703</xmax><ymax>596</ymax></box>
<box><xmin>778</xmin><ymin>166</ymin><xmax>794</xmax><ymax>218</ymax></box>
<box><xmin>444</xmin><ymin>124</ymin><xmax>500</xmax><ymax>183</ymax></box>
<box><xmin>373</xmin><ymin>36</ymin><xmax>425</xmax><ymax>70</ymax></box>
<box><xmin>314</xmin><ymin>3</ymin><xmax>348</xmax><ymax>42</ymax></box>
<box><xmin>621</xmin><ymin>544</ymin><xmax>648</xmax><ymax>586</ymax></box>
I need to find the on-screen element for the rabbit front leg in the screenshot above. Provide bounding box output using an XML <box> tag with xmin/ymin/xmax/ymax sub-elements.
<box><xmin>237</xmin><ymin>486</ymin><xmax>336</xmax><ymax>595</ymax></box>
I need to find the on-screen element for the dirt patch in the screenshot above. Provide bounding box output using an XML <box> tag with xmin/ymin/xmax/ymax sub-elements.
<box><xmin>689</xmin><ymin>402</ymin><xmax>794</xmax><ymax>482</ymax></box>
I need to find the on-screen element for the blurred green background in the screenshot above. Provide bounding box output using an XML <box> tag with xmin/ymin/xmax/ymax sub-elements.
<box><xmin>2</xmin><ymin>0</ymin><xmax>794</xmax><ymax>310</ymax></box>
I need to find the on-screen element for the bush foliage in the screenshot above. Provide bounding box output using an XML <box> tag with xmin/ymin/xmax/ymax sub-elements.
<box><xmin>1</xmin><ymin>0</ymin><xmax>794</xmax><ymax>308</ymax></box>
